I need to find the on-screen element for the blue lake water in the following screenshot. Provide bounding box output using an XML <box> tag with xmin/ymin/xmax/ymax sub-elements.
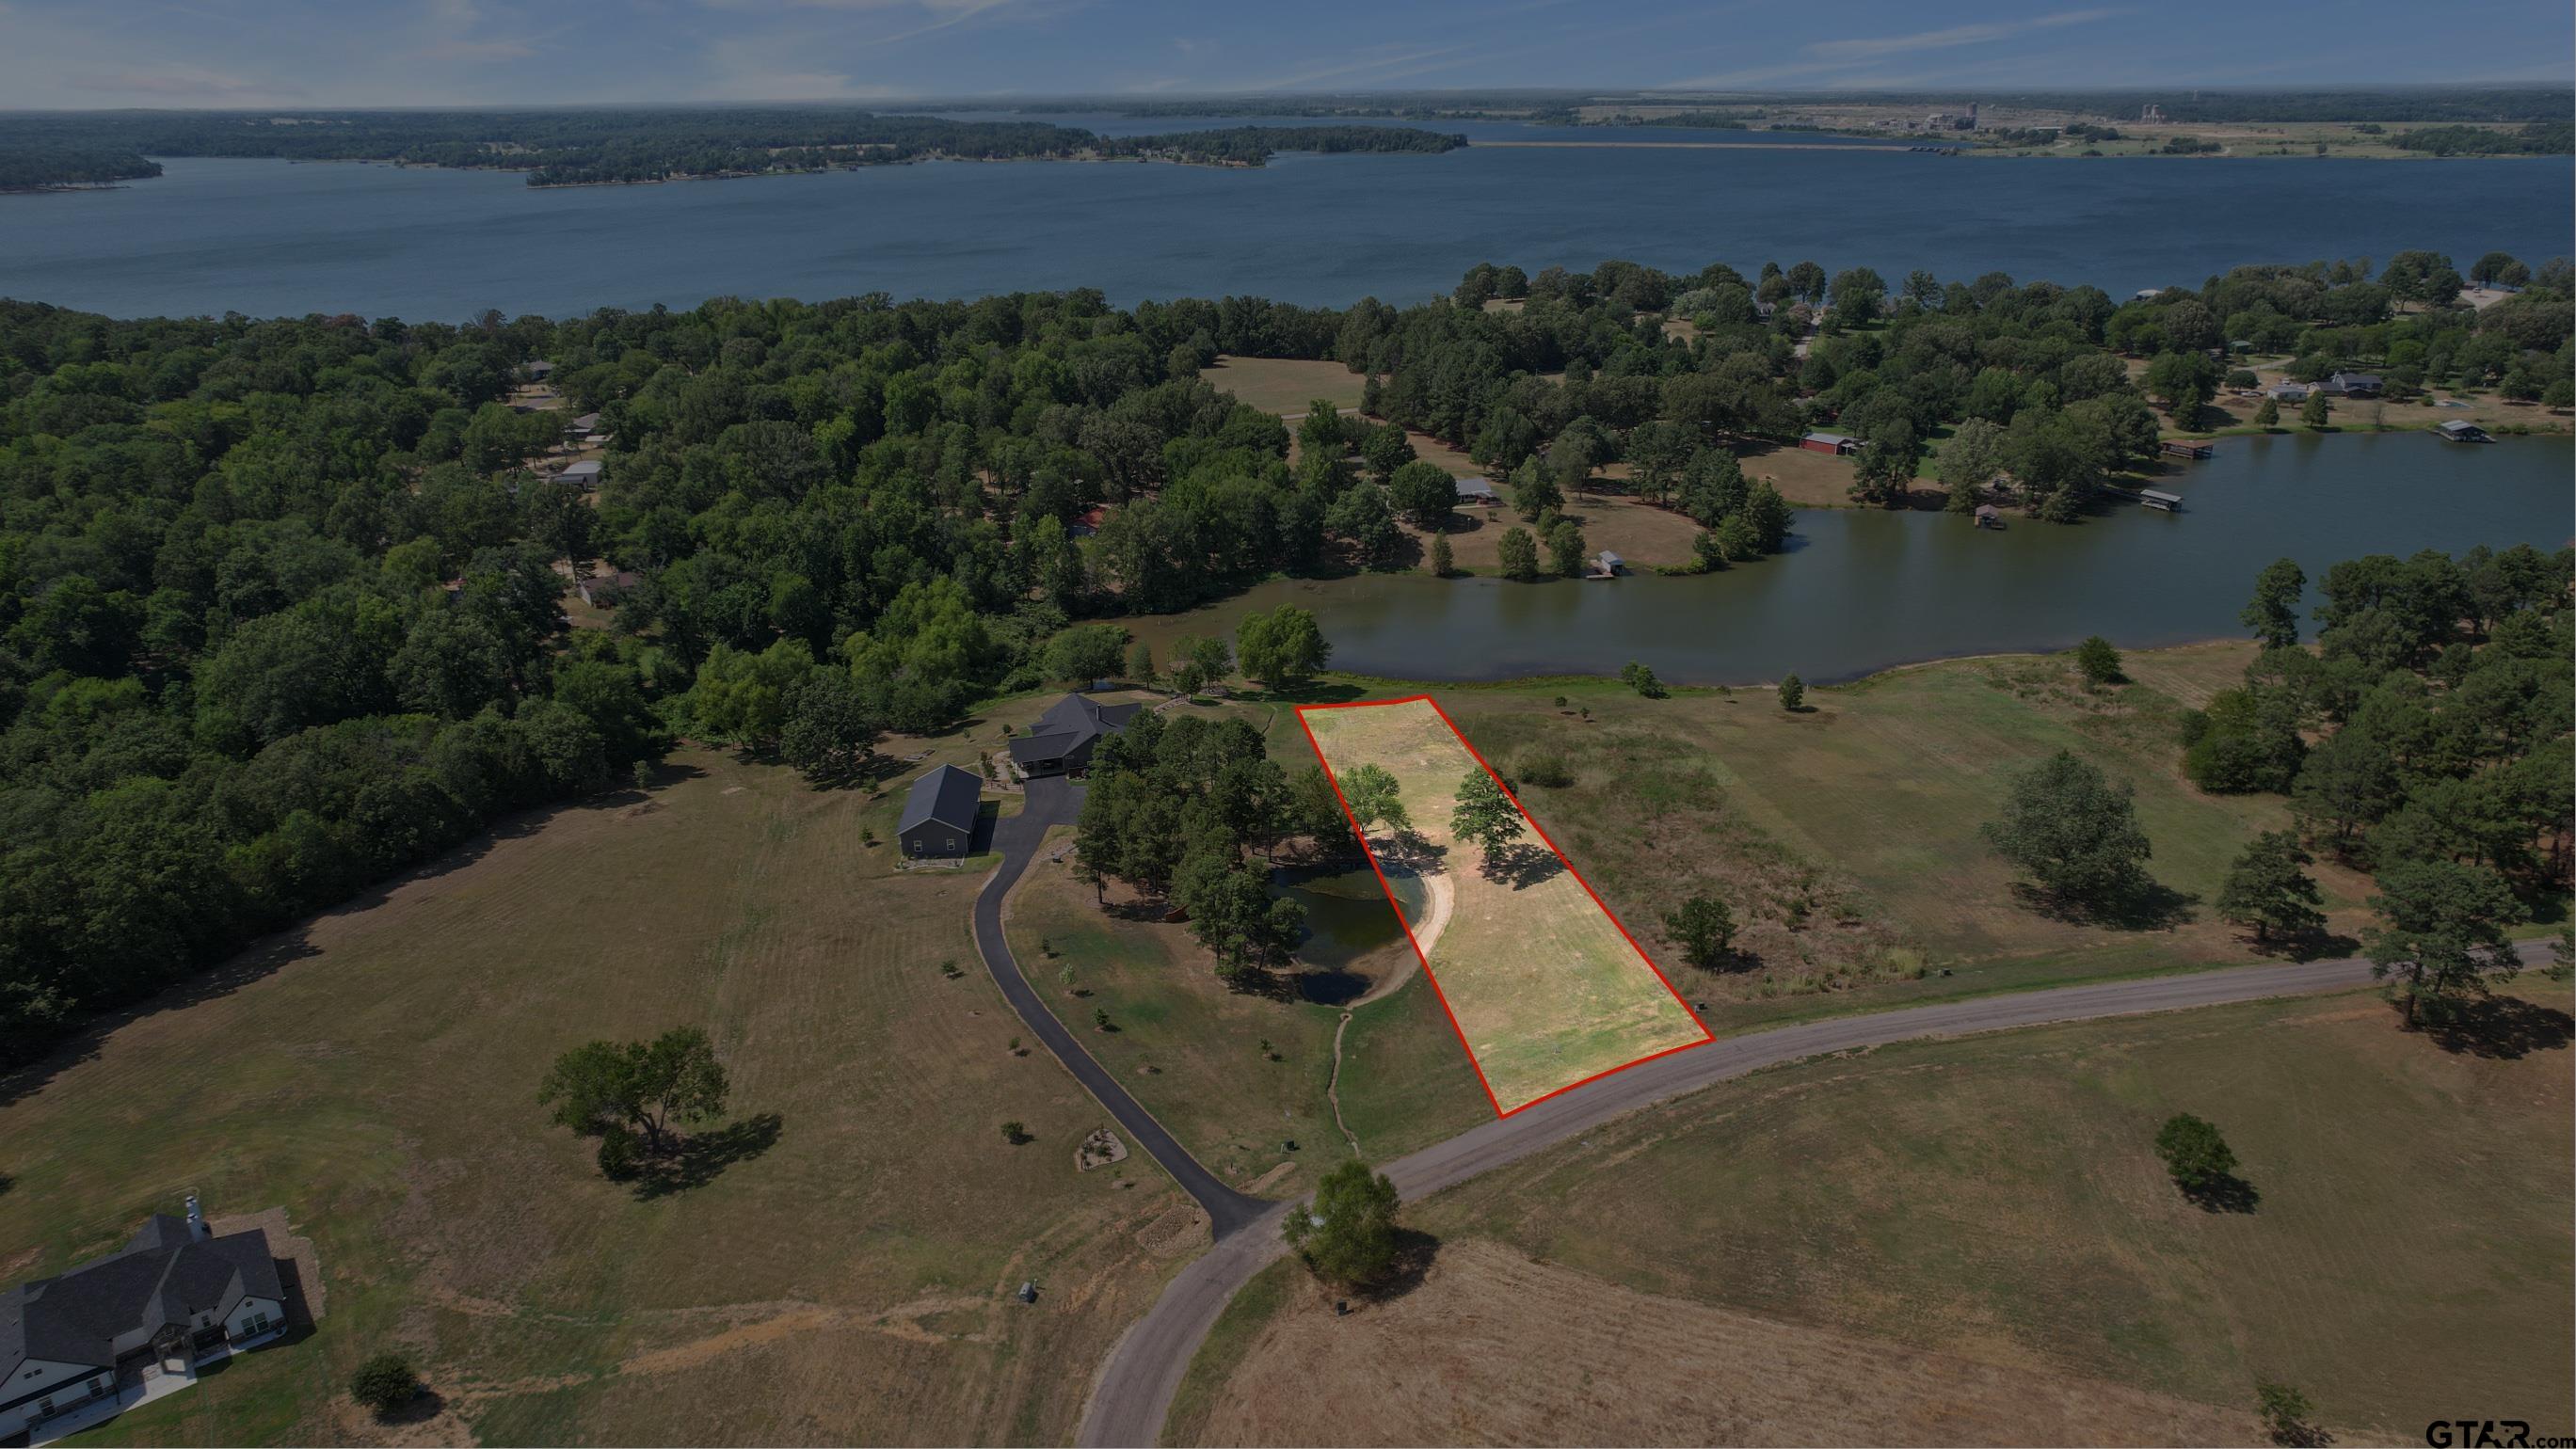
<box><xmin>0</xmin><ymin>126</ymin><xmax>2565</xmax><ymax>319</ymax></box>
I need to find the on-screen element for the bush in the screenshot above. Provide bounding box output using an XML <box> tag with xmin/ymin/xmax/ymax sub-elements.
<box><xmin>1516</xmin><ymin>752</ymin><xmax>1574</xmax><ymax>788</ymax></box>
<box><xmin>1778</xmin><ymin>674</ymin><xmax>1805</xmax><ymax>710</ymax></box>
<box><xmin>2073</xmin><ymin>635</ymin><xmax>2124</xmax><ymax>685</ymax></box>
<box><xmin>596</xmin><ymin>1126</ymin><xmax>641</xmax><ymax>1180</ymax></box>
<box><xmin>2153</xmin><ymin>1112</ymin><xmax>2237</xmax><ymax>1191</ymax></box>
<box><xmin>1618</xmin><ymin>661</ymin><xmax>1668</xmax><ymax>698</ymax></box>
<box><xmin>350</xmin><ymin>1353</ymin><xmax>418</xmax><ymax>1416</ymax></box>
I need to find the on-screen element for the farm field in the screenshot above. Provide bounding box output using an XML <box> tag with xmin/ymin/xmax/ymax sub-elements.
<box><xmin>1299</xmin><ymin>698</ymin><xmax>1709</xmax><ymax>1112</ymax></box>
<box><xmin>0</xmin><ymin>707</ymin><xmax>1197</xmax><ymax>1447</ymax></box>
<box><xmin>1428</xmin><ymin>640</ymin><xmax>2393</xmax><ymax>1031</ymax></box>
<box><xmin>1181</xmin><ymin>984</ymin><xmax>2576</xmax><ymax>1444</ymax></box>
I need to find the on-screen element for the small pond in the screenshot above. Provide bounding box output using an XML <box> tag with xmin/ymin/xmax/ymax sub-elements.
<box><xmin>1273</xmin><ymin>862</ymin><xmax>1428</xmax><ymax>1004</ymax></box>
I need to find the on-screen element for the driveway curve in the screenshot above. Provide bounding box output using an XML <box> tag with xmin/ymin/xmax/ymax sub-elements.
<box><xmin>970</xmin><ymin>774</ymin><xmax>1271</xmax><ymax>1240</ymax></box>
<box><xmin>1076</xmin><ymin>944</ymin><xmax>2548</xmax><ymax>1447</ymax></box>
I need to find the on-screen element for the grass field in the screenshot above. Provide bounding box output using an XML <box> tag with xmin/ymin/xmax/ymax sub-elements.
<box><xmin>1299</xmin><ymin>699</ymin><xmax>1709</xmax><ymax>1113</ymax></box>
<box><xmin>1196</xmin><ymin>357</ymin><xmax>1365</xmax><ymax>417</ymax></box>
<box><xmin>1184</xmin><ymin>984</ymin><xmax>2576</xmax><ymax>1442</ymax></box>
<box><xmin>1</xmin><ymin>700</ymin><xmax>1206</xmax><ymax>1447</ymax></box>
<box><xmin>1427</xmin><ymin>641</ymin><xmax>2392</xmax><ymax>1031</ymax></box>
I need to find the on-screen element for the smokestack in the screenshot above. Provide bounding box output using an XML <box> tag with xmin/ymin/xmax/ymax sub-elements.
<box><xmin>185</xmin><ymin>1193</ymin><xmax>208</xmax><ymax>1241</ymax></box>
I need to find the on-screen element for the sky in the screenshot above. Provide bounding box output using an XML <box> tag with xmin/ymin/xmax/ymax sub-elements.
<box><xmin>0</xmin><ymin>0</ymin><xmax>2569</xmax><ymax>110</ymax></box>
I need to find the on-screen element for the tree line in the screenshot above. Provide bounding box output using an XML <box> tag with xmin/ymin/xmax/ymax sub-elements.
<box><xmin>0</xmin><ymin>110</ymin><xmax>1464</xmax><ymax>189</ymax></box>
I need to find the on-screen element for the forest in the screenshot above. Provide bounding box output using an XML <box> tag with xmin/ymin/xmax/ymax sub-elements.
<box><xmin>0</xmin><ymin>111</ymin><xmax>1464</xmax><ymax>189</ymax></box>
<box><xmin>2</xmin><ymin>240</ymin><xmax>2569</xmax><ymax>1064</ymax></box>
<box><xmin>0</xmin><ymin>148</ymin><xmax>163</xmax><ymax>191</ymax></box>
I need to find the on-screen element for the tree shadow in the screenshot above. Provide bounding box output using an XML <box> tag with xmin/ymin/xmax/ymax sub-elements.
<box><xmin>2243</xmin><ymin>928</ymin><xmax>2360</xmax><ymax>963</ymax></box>
<box><xmin>2181</xmin><ymin>1173</ymin><xmax>2260</xmax><ymax>1214</ymax></box>
<box><xmin>631</xmin><ymin>1112</ymin><xmax>784</xmax><ymax>1201</ymax></box>
<box><xmin>2422</xmin><ymin>995</ymin><xmax>2574</xmax><ymax>1060</ymax></box>
<box><xmin>373</xmin><ymin>1387</ymin><xmax>451</xmax><ymax>1427</ymax></box>
<box><xmin>2008</xmin><ymin>877</ymin><xmax>2198</xmax><ymax>932</ymax></box>
<box><xmin>1352</xmin><ymin>1227</ymin><xmax>1442</xmax><ymax>1305</ymax></box>
<box><xmin>1477</xmin><ymin>842</ymin><xmax>1563</xmax><ymax>891</ymax></box>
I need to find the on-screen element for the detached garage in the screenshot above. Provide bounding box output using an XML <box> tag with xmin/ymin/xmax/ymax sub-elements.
<box><xmin>897</xmin><ymin>764</ymin><xmax>984</xmax><ymax>858</ymax></box>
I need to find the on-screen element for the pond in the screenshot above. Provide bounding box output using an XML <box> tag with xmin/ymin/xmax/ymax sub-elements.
<box><xmin>1273</xmin><ymin>862</ymin><xmax>1426</xmax><ymax>1005</ymax></box>
<box><xmin>1132</xmin><ymin>433</ymin><xmax>2573</xmax><ymax>687</ymax></box>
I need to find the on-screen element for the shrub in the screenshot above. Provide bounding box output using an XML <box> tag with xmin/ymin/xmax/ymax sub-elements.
<box><xmin>1778</xmin><ymin>674</ymin><xmax>1805</xmax><ymax>710</ymax></box>
<box><xmin>2153</xmin><ymin>1112</ymin><xmax>2237</xmax><ymax>1191</ymax></box>
<box><xmin>1001</xmin><ymin>1120</ymin><xmax>1029</xmax><ymax>1144</ymax></box>
<box><xmin>1516</xmin><ymin>752</ymin><xmax>1574</xmax><ymax>788</ymax></box>
<box><xmin>2074</xmin><ymin>635</ymin><xmax>2125</xmax><ymax>685</ymax></box>
<box><xmin>350</xmin><ymin>1353</ymin><xmax>418</xmax><ymax>1416</ymax></box>
<box><xmin>1618</xmin><ymin>661</ymin><xmax>1669</xmax><ymax>698</ymax></box>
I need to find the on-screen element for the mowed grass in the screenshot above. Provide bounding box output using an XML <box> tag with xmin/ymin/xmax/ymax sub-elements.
<box><xmin>1196</xmin><ymin>357</ymin><xmax>1365</xmax><ymax>417</ymax></box>
<box><xmin>1411</xmin><ymin>985</ymin><xmax>2575</xmax><ymax>1440</ymax></box>
<box><xmin>1002</xmin><ymin>838</ymin><xmax>1488</xmax><ymax>1196</ymax></box>
<box><xmin>1434</xmin><ymin>642</ymin><xmax>2383</xmax><ymax>1030</ymax></box>
<box><xmin>4</xmin><ymin>724</ymin><xmax>1200</xmax><ymax>1446</ymax></box>
<box><xmin>1300</xmin><ymin>700</ymin><xmax>1707</xmax><ymax>1112</ymax></box>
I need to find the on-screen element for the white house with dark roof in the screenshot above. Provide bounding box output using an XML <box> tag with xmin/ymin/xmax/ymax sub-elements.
<box><xmin>0</xmin><ymin>1197</ymin><xmax>288</xmax><ymax>1441</ymax></box>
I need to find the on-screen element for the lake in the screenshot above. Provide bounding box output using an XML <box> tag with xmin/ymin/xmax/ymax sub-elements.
<box><xmin>1130</xmin><ymin>432</ymin><xmax>2575</xmax><ymax>687</ymax></box>
<box><xmin>0</xmin><ymin>128</ymin><xmax>2565</xmax><ymax>320</ymax></box>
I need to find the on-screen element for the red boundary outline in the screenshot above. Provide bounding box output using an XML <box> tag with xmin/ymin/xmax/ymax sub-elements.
<box><xmin>1294</xmin><ymin>694</ymin><xmax>1713</xmax><ymax>1119</ymax></box>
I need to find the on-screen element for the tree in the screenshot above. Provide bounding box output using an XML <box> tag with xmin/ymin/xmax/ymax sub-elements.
<box><xmin>1237</xmin><ymin>605</ymin><xmax>1331</xmax><ymax>692</ymax></box>
<box><xmin>1982</xmin><ymin>750</ymin><xmax>2153</xmax><ymax>907</ymax></box>
<box><xmin>350</xmin><ymin>1354</ymin><xmax>419</xmax><ymax>1416</ymax></box>
<box><xmin>1618</xmin><ymin>661</ymin><xmax>1667</xmax><ymax>698</ymax></box>
<box><xmin>2073</xmin><ymin>636</ymin><xmax>2124</xmax><ymax>685</ymax></box>
<box><xmin>1546</xmin><ymin>519</ymin><xmax>1589</xmax><ymax>578</ymax></box>
<box><xmin>1386</xmin><ymin>459</ymin><xmax>1458</xmax><ymax>531</ymax></box>
<box><xmin>1848</xmin><ymin>420</ymin><xmax>1919</xmax><ymax>507</ymax></box>
<box><xmin>2216</xmin><ymin>831</ymin><xmax>2326</xmax><ymax>944</ymax></box>
<box><xmin>1339</xmin><ymin>762</ymin><xmax>1409</xmax><ymax>836</ymax></box>
<box><xmin>1283</xmin><ymin>1158</ymin><xmax>1400</xmax><ymax>1286</ymax></box>
<box><xmin>538</xmin><ymin>1026</ymin><xmax>733</xmax><ymax>1167</ymax></box>
<box><xmin>1360</xmin><ymin>422</ymin><xmax>1415</xmax><ymax>482</ymax></box>
<box><xmin>2252</xmin><ymin>395</ymin><xmax>2280</xmax><ymax>428</ymax></box>
<box><xmin>778</xmin><ymin>670</ymin><xmax>884</xmax><ymax>787</ymax></box>
<box><xmin>1449</xmin><ymin>768</ymin><xmax>1526</xmax><ymax>864</ymax></box>
<box><xmin>1937</xmin><ymin>417</ymin><xmax>2007</xmax><ymax>514</ymax></box>
<box><xmin>1777</xmin><ymin>674</ymin><xmax>1804</xmax><ymax>710</ymax></box>
<box><xmin>1187</xmin><ymin>634</ymin><xmax>1232</xmax><ymax>688</ymax></box>
<box><xmin>1497</xmin><ymin>526</ymin><xmax>1540</xmax><ymax>582</ymax></box>
<box><xmin>2299</xmin><ymin>390</ymin><xmax>2331</xmax><ymax>429</ymax></box>
<box><xmin>1125</xmin><ymin>639</ymin><xmax>1155</xmax><ymax>686</ymax></box>
<box><xmin>2362</xmin><ymin>858</ymin><xmax>2525</xmax><ymax>1027</ymax></box>
<box><xmin>1042</xmin><ymin>622</ymin><xmax>1129</xmax><ymax>683</ymax></box>
<box><xmin>2143</xmin><ymin>349</ymin><xmax>2218</xmax><ymax>424</ymax></box>
<box><xmin>2241</xmin><ymin>557</ymin><xmax>2305</xmax><ymax>649</ymax></box>
<box><xmin>1508</xmin><ymin>458</ymin><xmax>1561</xmax><ymax>521</ymax></box>
<box><xmin>1429</xmin><ymin>533</ymin><xmax>1455</xmax><ymax>578</ymax></box>
<box><xmin>2256</xmin><ymin>1382</ymin><xmax>2323</xmax><ymax>1448</ymax></box>
<box><xmin>2468</xmin><ymin>251</ymin><xmax>2529</xmax><ymax>289</ymax></box>
<box><xmin>1665</xmin><ymin>896</ymin><xmax>1736</xmax><ymax>967</ymax></box>
<box><xmin>2152</xmin><ymin>1113</ymin><xmax>2238</xmax><ymax>1194</ymax></box>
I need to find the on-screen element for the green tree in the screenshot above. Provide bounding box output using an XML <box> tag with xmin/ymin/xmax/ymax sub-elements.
<box><xmin>1848</xmin><ymin>420</ymin><xmax>1919</xmax><ymax>507</ymax></box>
<box><xmin>2215</xmin><ymin>831</ymin><xmax>2326</xmax><ymax>945</ymax></box>
<box><xmin>2255</xmin><ymin>1382</ymin><xmax>2322</xmax><ymax>1448</ymax></box>
<box><xmin>687</xmin><ymin>639</ymin><xmax>815</xmax><ymax>749</ymax></box>
<box><xmin>1338</xmin><ymin>762</ymin><xmax>1409</xmax><ymax>836</ymax></box>
<box><xmin>2252</xmin><ymin>395</ymin><xmax>2280</xmax><ymax>429</ymax></box>
<box><xmin>2299</xmin><ymin>390</ymin><xmax>2331</xmax><ymax>429</ymax></box>
<box><xmin>2152</xmin><ymin>1112</ymin><xmax>2239</xmax><ymax>1194</ymax></box>
<box><xmin>350</xmin><ymin>1354</ymin><xmax>420</xmax><ymax>1416</ymax></box>
<box><xmin>2362</xmin><ymin>858</ymin><xmax>2525</xmax><ymax>1027</ymax></box>
<box><xmin>1237</xmin><ymin>605</ymin><xmax>1331</xmax><ymax>692</ymax></box>
<box><xmin>1547</xmin><ymin>519</ymin><xmax>1589</xmax><ymax>578</ymax></box>
<box><xmin>1982</xmin><ymin>750</ymin><xmax>2153</xmax><ymax>907</ymax></box>
<box><xmin>538</xmin><ymin>1026</ymin><xmax>733</xmax><ymax>1168</ymax></box>
<box><xmin>1360</xmin><ymin>422</ymin><xmax>1416</xmax><ymax>482</ymax></box>
<box><xmin>1125</xmin><ymin>639</ymin><xmax>1155</xmax><ymax>686</ymax></box>
<box><xmin>1283</xmin><ymin>1158</ymin><xmax>1401</xmax><ymax>1287</ymax></box>
<box><xmin>1508</xmin><ymin>457</ymin><xmax>1561</xmax><ymax>521</ymax></box>
<box><xmin>1429</xmin><ymin>533</ymin><xmax>1455</xmax><ymax>578</ymax></box>
<box><xmin>1497</xmin><ymin>526</ymin><xmax>1541</xmax><ymax>582</ymax></box>
<box><xmin>1618</xmin><ymin>661</ymin><xmax>1668</xmax><ymax>698</ymax></box>
<box><xmin>1386</xmin><ymin>459</ymin><xmax>1459</xmax><ymax>531</ymax></box>
<box><xmin>1937</xmin><ymin>417</ymin><xmax>2008</xmax><ymax>515</ymax></box>
<box><xmin>1664</xmin><ymin>895</ymin><xmax>1736</xmax><ymax>967</ymax></box>
<box><xmin>1777</xmin><ymin>674</ymin><xmax>1804</xmax><ymax>710</ymax></box>
<box><xmin>1450</xmin><ymin>768</ymin><xmax>1527</xmax><ymax>864</ymax></box>
<box><xmin>2073</xmin><ymin>635</ymin><xmax>2124</xmax><ymax>685</ymax></box>
<box><xmin>777</xmin><ymin>670</ymin><xmax>884</xmax><ymax>787</ymax></box>
<box><xmin>1187</xmin><ymin>634</ymin><xmax>1233</xmax><ymax>688</ymax></box>
<box><xmin>2241</xmin><ymin>557</ymin><xmax>2306</xmax><ymax>649</ymax></box>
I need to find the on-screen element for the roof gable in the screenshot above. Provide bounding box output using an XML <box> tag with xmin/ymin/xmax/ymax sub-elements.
<box><xmin>897</xmin><ymin>765</ymin><xmax>982</xmax><ymax>836</ymax></box>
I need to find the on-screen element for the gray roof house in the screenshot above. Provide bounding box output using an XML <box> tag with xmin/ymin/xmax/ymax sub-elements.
<box><xmin>1005</xmin><ymin>693</ymin><xmax>1143</xmax><ymax>778</ymax></box>
<box><xmin>1</xmin><ymin>1198</ymin><xmax>289</xmax><ymax>1441</ymax></box>
<box><xmin>896</xmin><ymin>765</ymin><xmax>984</xmax><ymax>859</ymax></box>
<box><xmin>558</xmin><ymin>459</ymin><xmax>603</xmax><ymax>489</ymax></box>
<box><xmin>1452</xmin><ymin>475</ymin><xmax>1499</xmax><ymax>504</ymax></box>
<box><xmin>2319</xmin><ymin>371</ymin><xmax>2383</xmax><ymax>397</ymax></box>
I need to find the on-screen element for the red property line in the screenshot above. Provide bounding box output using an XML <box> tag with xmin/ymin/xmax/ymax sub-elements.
<box><xmin>1294</xmin><ymin>695</ymin><xmax>1713</xmax><ymax>1119</ymax></box>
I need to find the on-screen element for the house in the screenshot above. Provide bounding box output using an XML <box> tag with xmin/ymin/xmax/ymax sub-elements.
<box><xmin>1452</xmin><ymin>475</ymin><xmax>1499</xmax><ymax>505</ymax></box>
<box><xmin>568</xmin><ymin>411</ymin><xmax>602</xmax><ymax>436</ymax></box>
<box><xmin>1799</xmin><ymin>431</ymin><xmax>1861</xmax><ymax>456</ymax></box>
<box><xmin>558</xmin><ymin>459</ymin><xmax>602</xmax><ymax>489</ymax></box>
<box><xmin>2160</xmin><ymin>438</ymin><xmax>2216</xmax><ymax>460</ymax></box>
<box><xmin>1005</xmin><ymin>693</ymin><xmax>1142</xmax><ymax>778</ymax></box>
<box><xmin>2436</xmin><ymin>420</ymin><xmax>2495</xmax><ymax>443</ymax></box>
<box><xmin>0</xmin><ymin>1197</ymin><xmax>289</xmax><ymax>1442</ymax></box>
<box><xmin>1590</xmin><ymin>549</ymin><xmax>1624</xmax><ymax>578</ymax></box>
<box><xmin>2136</xmin><ymin>487</ymin><xmax>2184</xmax><ymax>512</ymax></box>
<box><xmin>576</xmin><ymin>570</ymin><xmax>643</xmax><ymax>606</ymax></box>
<box><xmin>2264</xmin><ymin>382</ymin><xmax>2312</xmax><ymax>404</ymax></box>
<box><xmin>896</xmin><ymin>764</ymin><xmax>984</xmax><ymax>858</ymax></box>
<box><xmin>521</xmin><ymin>359</ymin><xmax>554</xmax><ymax>381</ymax></box>
<box><xmin>1974</xmin><ymin>503</ymin><xmax>2004</xmax><ymax>530</ymax></box>
<box><xmin>2318</xmin><ymin>371</ymin><xmax>2383</xmax><ymax>398</ymax></box>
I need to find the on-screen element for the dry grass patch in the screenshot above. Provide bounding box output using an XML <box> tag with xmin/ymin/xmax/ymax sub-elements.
<box><xmin>1300</xmin><ymin>699</ymin><xmax>1706</xmax><ymax>1112</ymax></box>
<box><xmin>1196</xmin><ymin>357</ymin><xmax>1366</xmax><ymax>417</ymax></box>
<box><xmin>1408</xmin><ymin>491</ymin><xmax>1704</xmax><ymax>573</ymax></box>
